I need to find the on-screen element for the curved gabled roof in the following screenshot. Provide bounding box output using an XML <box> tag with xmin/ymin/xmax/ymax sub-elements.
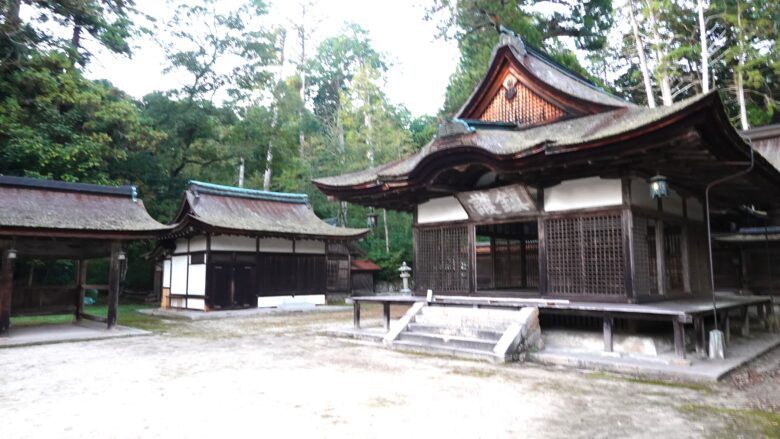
<box><xmin>0</xmin><ymin>175</ymin><xmax>170</xmax><ymax>239</ymax></box>
<box><xmin>455</xmin><ymin>33</ymin><xmax>632</xmax><ymax>120</ymax></box>
<box><xmin>315</xmin><ymin>93</ymin><xmax>710</xmax><ymax>189</ymax></box>
<box><xmin>314</xmin><ymin>92</ymin><xmax>780</xmax><ymax>211</ymax></box>
<box><xmin>169</xmin><ymin>181</ymin><xmax>367</xmax><ymax>240</ymax></box>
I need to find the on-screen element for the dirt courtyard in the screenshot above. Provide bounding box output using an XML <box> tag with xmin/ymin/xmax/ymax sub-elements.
<box><xmin>1</xmin><ymin>306</ymin><xmax>779</xmax><ymax>438</ymax></box>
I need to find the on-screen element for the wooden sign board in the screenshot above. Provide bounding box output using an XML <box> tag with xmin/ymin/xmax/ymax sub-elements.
<box><xmin>455</xmin><ymin>184</ymin><xmax>537</xmax><ymax>220</ymax></box>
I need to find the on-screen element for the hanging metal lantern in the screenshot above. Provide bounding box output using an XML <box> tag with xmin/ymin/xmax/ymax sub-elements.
<box><xmin>649</xmin><ymin>175</ymin><xmax>669</xmax><ymax>199</ymax></box>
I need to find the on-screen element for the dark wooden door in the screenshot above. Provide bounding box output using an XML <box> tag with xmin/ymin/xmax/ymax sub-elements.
<box><xmin>234</xmin><ymin>264</ymin><xmax>256</xmax><ymax>307</ymax></box>
<box><xmin>211</xmin><ymin>264</ymin><xmax>232</xmax><ymax>309</ymax></box>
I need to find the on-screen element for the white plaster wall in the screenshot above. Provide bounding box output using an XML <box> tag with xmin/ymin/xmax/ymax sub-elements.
<box><xmin>187</xmin><ymin>264</ymin><xmax>206</xmax><ymax>296</ymax></box>
<box><xmin>170</xmin><ymin>255</ymin><xmax>188</xmax><ymax>296</ymax></box>
<box><xmin>544</xmin><ymin>177</ymin><xmax>623</xmax><ymax>212</ymax></box>
<box><xmin>295</xmin><ymin>239</ymin><xmax>325</xmax><ymax>254</ymax></box>
<box><xmin>162</xmin><ymin>259</ymin><xmax>171</xmax><ymax>288</ymax></box>
<box><xmin>174</xmin><ymin>238</ymin><xmax>188</xmax><ymax>253</ymax></box>
<box><xmin>417</xmin><ymin>196</ymin><xmax>469</xmax><ymax>224</ymax></box>
<box><xmin>257</xmin><ymin>294</ymin><xmax>326</xmax><ymax>308</ymax></box>
<box><xmin>186</xmin><ymin>298</ymin><xmax>205</xmax><ymax>310</ymax></box>
<box><xmin>211</xmin><ymin>235</ymin><xmax>256</xmax><ymax>252</ymax></box>
<box><xmin>630</xmin><ymin>178</ymin><xmax>656</xmax><ymax>210</ymax></box>
<box><xmin>170</xmin><ymin>297</ymin><xmax>185</xmax><ymax>308</ymax></box>
<box><xmin>259</xmin><ymin>237</ymin><xmax>293</xmax><ymax>253</ymax></box>
<box><xmin>688</xmin><ymin>198</ymin><xmax>705</xmax><ymax>221</ymax></box>
<box><xmin>663</xmin><ymin>189</ymin><xmax>684</xmax><ymax>216</ymax></box>
<box><xmin>189</xmin><ymin>236</ymin><xmax>207</xmax><ymax>252</ymax></box>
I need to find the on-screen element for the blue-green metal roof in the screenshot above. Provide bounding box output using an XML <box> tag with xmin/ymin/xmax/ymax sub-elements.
<box><xmin>189</xmin><ymin>180</ymin><xmax>309</xmax><ymax>204</ymax></box>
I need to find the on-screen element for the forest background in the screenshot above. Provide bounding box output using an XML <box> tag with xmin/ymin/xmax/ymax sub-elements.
<box><xmin>1</xmin><ymin>0</ymin><xmax>778</xmax><ymax>289</ymax></box>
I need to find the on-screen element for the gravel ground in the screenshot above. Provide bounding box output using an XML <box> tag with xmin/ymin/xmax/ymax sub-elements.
<box><xmin>1</xmin><ymin>306</ymin><xmax>779</xmax><ymax>438</ymax></box>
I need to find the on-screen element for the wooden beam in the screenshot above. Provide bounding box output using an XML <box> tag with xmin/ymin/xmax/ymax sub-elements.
<box><xmin>0</xmin><ymin>249</ymin><xmax>15</xmax><ymax>335</ymax></box>
<box><xmin>106</xmin><ymin>241</ymin><xmax>122</xmax><ymax>329</ymax></box>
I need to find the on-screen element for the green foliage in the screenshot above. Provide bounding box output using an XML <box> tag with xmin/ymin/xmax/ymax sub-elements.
<box><xmin>161</xmin><ymin>0</ymin><xmax>278</xmax><ymax>103</ymax></box>
<box><xmin>0</xmin><ymin>0</ymin><xmax>144</xmax><ymax>68</ymax></box>
<box><xmin>0</xmin><ymin>52</ymin><xmax>161</xmax><ymax>185</ymax></box>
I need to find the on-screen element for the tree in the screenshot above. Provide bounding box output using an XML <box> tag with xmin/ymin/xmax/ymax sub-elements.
<box><xmin>160</xmin><ymin>0</ymin><xmax>277</xmax><ymax>103</ymax></box>
<box><xmin>0</xmin><ymin>52</ymin><xmax>161</xmax><ymax>186</ymax></box>
<box><xmin>0</xmin><ymin>0</ymin><xmax>143</xmax><ymax>69</ymax></box>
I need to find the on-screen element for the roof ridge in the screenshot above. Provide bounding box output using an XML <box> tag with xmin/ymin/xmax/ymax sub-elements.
<box><xmin>0</xmin><ymin>175</ymin><xmax>136</xmax><ymax>198</ymax></box>
<box><xmin>188</xmin><ymin>180</ymin><xmax>309</xmax><ymax>204</ymax></box>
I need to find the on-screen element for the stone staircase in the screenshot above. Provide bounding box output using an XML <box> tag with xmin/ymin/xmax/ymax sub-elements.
<box><xmin>384</xmin><ymin>303</ymin><xmax>542</xmax><ymax>363</ymax></box>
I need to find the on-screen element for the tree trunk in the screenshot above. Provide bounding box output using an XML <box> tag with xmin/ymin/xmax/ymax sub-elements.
<box><xmin>298</xmin><ymin>4</ymin><xmax>307</xmax><ymax>160</ymax></box>
<box><xmin>263</xmin><ymin>30</ymin><xmax>287</xmax><ymax>191</ymax></box>
<box><xmin>735</xmin><ymin>0</ymin><xmax>749</xmax><ymax>130</ymax></box>
<box><xmin>628</xmin><ymin>0</ymin><xmax>656</xmax><ymax>108</ymax></box>
<box><xmin>5</xmin><ymin>0</ymin><xmax>21</xmax><ymax>31</ymax></box>
<box><xmin>648</xmin><ymin>7</ymin><xmax>673</xmax><ymax>106</ymax></box>
<box><xmin>383</xmin><ymin>209</ymin><xmax>390</xmax><ymax>254</ymax></box>
<box><xmin>697</xmin><ymin>0</ymin><xmax>710</xmax><ymax>93</ymax></box>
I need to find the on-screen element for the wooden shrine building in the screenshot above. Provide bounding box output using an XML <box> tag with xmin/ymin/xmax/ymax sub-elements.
<box><xmin>0</xmin><ymin>176</ymin><xmax>170</xmax><ymax>335</ymax></box>
<box><xmin>315</xmin><ymin>32</ymin><xmax>779</xmax><ymax>357</ymax></box>
<box><xmin>712</xmin><ymin>123</ymin><xmax>780</xmax><ymax>295</ymax></box>
<box><xmin>156</xmin><ymin>181</ymin><xmax>367</xmax><ymax>310</ymax></box>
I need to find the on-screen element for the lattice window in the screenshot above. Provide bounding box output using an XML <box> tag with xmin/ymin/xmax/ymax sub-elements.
<box><xmin>546</xmin><ymin>214</ymin><xmax>625</xmax><ymax>296</ymax></box>
<box><xmin>664</xmin><ymin>224</ymin><xmax>685</xmax><ymax>292</ymax></box>
<box><xmin>479</xmin><ymin>80</ymin><xmax>566</xmax><ymax>126</ymax></box>
<box><xmin>632</xmin><ymin>216</ymin><xmax>652</xmax><ymax>296</ymax></box>
<box><xmin>687</xmin><ymin>225</ymin><xmax>712</xmax><ymax>293</ymax></box>
<box><xmin>414</xmin><ymin>226</ymin><xmax>470</xmax><ymax>293</ymax></box>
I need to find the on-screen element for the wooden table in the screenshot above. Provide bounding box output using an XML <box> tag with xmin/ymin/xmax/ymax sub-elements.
<box><xmin>346</xmin><ymin>295</ymin><xmax>425</xmax><ymax>331</ymax></box>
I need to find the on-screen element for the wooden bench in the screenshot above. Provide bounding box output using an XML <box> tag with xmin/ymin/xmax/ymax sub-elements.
<box><xmin>346</xmin><ymin>296</ymin><xmax>425</xmax><ymax>331</ymax></box>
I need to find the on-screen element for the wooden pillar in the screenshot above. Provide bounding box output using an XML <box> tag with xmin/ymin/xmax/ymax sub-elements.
<box><xmin>75</xmin><ymin>259</ymin><xmax>87</xmax><ymax>321</ymax></box>
<box><xmin>537</xmin><ymin>188</ymin><xmax>547</xmax><ymax>295</ymax></box>
<box><xmin>603</xmin><ymin>314</ymin><xmax>614</xmax><ymax>352</ymax></box>
<box><xmin>621</xmin><ymin>178</ymin><xmax>635</xmax><ymax>301</ymax></box>
<box><xmin>468</xmin><ymin>224</ymin><xmax>477</xmax><ymax>295</ymax></box>
<box><xmin>693</xmin><ymin>316</ymin><xmax>705</xmax><ymax>357</ymax></box>
<box><xmin>655</xmin><ymin>220</ymin><xmax>666</xmax><ymax>296</ymax></box>
<box><xmin>741</xmin><ymin>306</ymin><xmax>750</xmax><ymax>336</ymax></box>
<box><xmin>673</xmin><ymin>320</ymin><xmax>686</xmax><ymax>359</ymax></box>
<box><xmin>383</xmin><ymin>302</ymin><xmax>391</xmax><ymax>332</ymax></box>
<box><xmin>353</xmin><ymin>301</ymin><xmax>361</xmax><ymax>329</ymax></box>
<box><xmin>0</xmin><ymin>249</ymin><xmax>16</xmax><ymax>335</ymax></box>
<box><xmin>107</xmin><ymin>241</ymin><xmax>122</xmax><ymax>329</ymax></box>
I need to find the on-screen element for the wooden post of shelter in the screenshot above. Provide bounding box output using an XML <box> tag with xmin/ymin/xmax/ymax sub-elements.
<box><xmin>0</xmin><ymin>248</ymin><xmax>16</xmax><ymax>335</ymax></box>
<box><xmin>75</xmin><ymin>259</ymin><xmax>87</xmax><ymax>321</ymax></box>
<box><xmin>107</xmin><ymin>241</ymin><xmax>122</xmax><ymax>329</ymax></box>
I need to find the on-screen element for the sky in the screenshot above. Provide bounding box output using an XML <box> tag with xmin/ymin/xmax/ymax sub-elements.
<box><xmin>84</xmin><ymin>0</ymin><xmax>461</xmax><ymax>117</ymax></box>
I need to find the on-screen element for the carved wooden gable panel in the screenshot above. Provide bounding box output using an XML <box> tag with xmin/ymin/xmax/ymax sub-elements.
<box><xmin>478</xmin><ymin>74</ymin><xmax>567</xmax><ymax>126</ymax></box>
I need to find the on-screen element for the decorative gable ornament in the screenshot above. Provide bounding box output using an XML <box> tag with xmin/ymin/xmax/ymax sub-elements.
<box><xmin>498</xmin><ymin>27</ymin><xmax>526</xmax><ymax>58</ymax></box>
<box><xmin>436</xmin><ymin>118</ymin><xmax>475</xmax><ymax>138</ymax></box>
<box><xmin>503</xmin><ymin>75</ymin><xmax>518</xmax><ymax>100</ymax></box>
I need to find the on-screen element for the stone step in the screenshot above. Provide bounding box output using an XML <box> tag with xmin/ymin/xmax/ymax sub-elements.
<box><xmin>412</xmin><ymin>312</ymin><xmax>525</xmax><ymax>331</ymax></box>
<box><xmin>397</xmin><ymin>331</ymin><xmax>497</xmax><ymax>352</ymax></box>
<box><xmin>406</xmin><ymin>323</ymin><xmax>504</xmax><ymax>341</ymax></box>
<box><xmin>391</xmin><ymin>340</ymin><xmax>507</xmax><ymax>363</ymax></box>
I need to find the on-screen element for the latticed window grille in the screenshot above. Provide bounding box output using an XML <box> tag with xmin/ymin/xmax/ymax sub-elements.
<box><xmin>545</xmin><ymin>214</ymin><xmax>625</xmax><ymax>296</ymax></box>
<box><xmin>414</xmin><ymin>226</ymin><xmax>470</xmax><ymax>293</ymax></box>
<box><xmin>632</xmin><ymin>216</ymin><xmax>652</xmax><ymax>296</ymax></box>
<box><xmin>479</xmin><ymin>81</ymin><xmax>566</xmax><ymax>126</ymax></box>
<box><xmin>664</xmin><ymin>224</ymin><xmax>685</xmax><ymax>292</ymax></box>
<box><xmin>687</xmin><ymin>224</ymin><xmax>712</xmax><ymax>293</ymax></box>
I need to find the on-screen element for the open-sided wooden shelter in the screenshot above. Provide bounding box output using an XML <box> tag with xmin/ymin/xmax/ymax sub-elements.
<box><xmin>0</xmin><ymin>176</ymin><xmax>170</xmax><ymax>334</ymax></box>
<box><xmin>315</xmin><ymin>32</ymin><xmax>779</xmax><ymax>357</ymax></box>
<box><xmin>156</xmin><ymin>181</ymin><xmax>367</xmax><ymax>310</ymax></box>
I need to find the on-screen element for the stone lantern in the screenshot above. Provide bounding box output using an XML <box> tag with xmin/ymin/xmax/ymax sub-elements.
<box><xmin>399</xmin><ymin>261</ymin><xmax>412</xmax><ymax>295</ymax></box>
